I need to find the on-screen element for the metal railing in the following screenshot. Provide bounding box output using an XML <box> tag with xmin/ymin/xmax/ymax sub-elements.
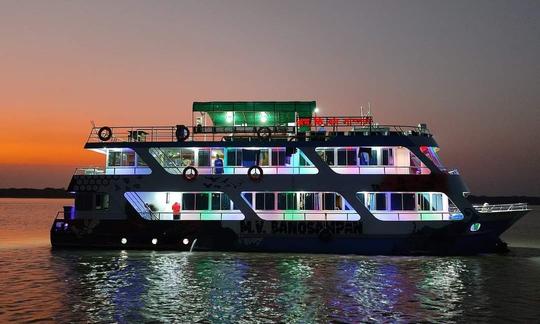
<box><xmin>136</xmin><ymin>211</ymin><xmax>244</xmax><ymax>221</ymax></box>
<box><xmin>371</xmin><ymin>211</ymin><xmax>462</xmax><ymax>221</ymax></box>
<box><xmin>473</xmin><ymin>203</ymin><xmax>530</xmax><ymax>213</ymax></box>
<box><xmin>329</xmin><ymin>165</ymin><xmax>431</xmax><ymax>175</ymax></box>
<box><xmin>86</xmin><ymin>123</ymin><xmax>433</xmax><ymax>144</ymax></box>
<box><xmin>74</xmin><ymin>166</ymin><xmax>151</xmax><ymax>175</ymax></box>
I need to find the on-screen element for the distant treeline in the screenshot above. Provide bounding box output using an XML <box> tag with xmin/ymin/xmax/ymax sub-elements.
<box><xmin>0</xmin><ymin>188</ymin><xmax>73</xmax><ymax>198</ymax></box>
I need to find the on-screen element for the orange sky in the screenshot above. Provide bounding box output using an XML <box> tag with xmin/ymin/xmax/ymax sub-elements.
<box><xmin>0</xmin><ymin>1</ymin><xmax>539</xmax><ymax>195</ymax></box>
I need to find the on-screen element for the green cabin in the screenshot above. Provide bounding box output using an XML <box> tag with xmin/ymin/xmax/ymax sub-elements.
<box><xmin>193</xmin><ymin>101</ymin><xmax>316</xmax><ymax>127</ymax></box>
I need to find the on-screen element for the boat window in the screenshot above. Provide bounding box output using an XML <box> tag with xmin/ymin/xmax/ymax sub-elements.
<box><xmin>277</xmin><ymin>193</ymin><xmax>297</xmax><ymax>210</ymax></box>
<box><xmin>226</xmin><ymin>148</ymin><xmax>243</xmax><ymax>166</ymax></box>
<box><xmin>195</xmin><ymin>193</ymin><xmax>209</xmax><ymax>210</ymax></box>
<box><xmin>317</xmin><ymin>148</ymin><xmax>335</xmax><ymax>165</ymax></box>
<box><xmin>242</xmin><ymin>193</ymin><xmax>253</xmax><ymax>206</ymax></box>
<box><xmin>323</xmin><ymin>193</ymin><xmax>336</xmax><ymax>210</ymax></box>
<box><xmin>259</xmin><ymin>149</ymin><xmax>270</xmax><ymax>166</ymax></box>
<box><xmin>418</xmin><ymin>193</ymin><xmax>431</xmax><ymax>211</ymax></box>
<box><xmin>182</xmin><ymin>193</ymin><xmax>196</xmax><ymax>210</ymax></box>
<box><xmin>210</xmin><ymin>193</ymin><xmax>232</xmax><ymax>210</ymax></box>
<box><xmin>299</xmin><ymin>153</ymin><xmax>309</xmax><ymax>166</ymax></box>
<box><xmin>375</xmin><ymin>193</ymin><xmax>387</xmax><ymax>210</ymax></box>
<box><xmin>382</xmin><ymin>148</ymin><xmax>394</xmax><ymax>166</ymax></box>
<box><xmin>198</xmin><ymin>149</ymin><xmax>211</xmax><ymax>167</ymax></box>
<box><xmin>271</xmin><ymin>148</ymin><xmax>286</xmax><ymax>166</ymax></box>
<box><xmin>337</xmin><ymin>148</ymin><xmax>357</xmax><ymax>166</ymax></box>
<box><xmin>391</xmin><ymin>193</ymin><xmax>403</xmax><ymax>210</ymax></box>
<box><xmin>420</xmin><ymin>146</ymin><xmax>444</xmax><ymax>167</ymax></box>
<box><xmin>108</xmin><ymin>151</ymin><xmax>136</xmax><ymax>167</ymax></box>
<box><xmin>255</xmin><ymin>193</ymin><xmax>274</xmax><ymax>210</ymax></box>
<box><xmin>136</xmin><ymin>155</ymin><xmax>147</xmax><ymax>166</ymax></box>
<box><xmin>95</xmin><ymin>193</ymin><xmax>110</xmax><ymax>210</ymax></box>
<box><xmin>432</xmin><ymin>193</ymin><xmax>443</xmax><ymax>211</ymax></box>
<box><xmin>357</xmin><ymin>193</ymin><xmax>365</xmax><ymax>206</ymax></box>
<box><xmin>403</xmin><ymin>193</ymin><xmax>415</xmax><ymax>210</ymax></box>
<box><xmin>180</xmin><ymin>149</ymin><xmax>195</xmax><ymax>166</ymax></box>
<box><xmin>300</xmin><ymin>193</ymin><xmax>317</xmax><ymax>210</ymax></box>
<box><xmin>359</xmin><ymin>148</ymin><xmax>370</xmax><ymax>165</ymax></box>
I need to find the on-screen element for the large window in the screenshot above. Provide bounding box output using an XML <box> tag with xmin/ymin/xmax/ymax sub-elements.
<box><xmin>277</xmin><ymin>193</ymin><xmax>297</xmax><ymax>210</ymax></box>
<box><xmin>390</xmin><ymin>193</ymin><xmax>415</xmax><ymax>211</ymax></box>
<box><xmin>271</xmin><ymin>148</ymin><xmax>286</xmax><ymax>166</ymax></box>
<box><xmin>255</xmin><ymin>193</ymin><xmax>275</xmax><ymax>210</ymax></box>
<box><xmin>198</xmin><ymin>149</ymin><xmax>211</xmax><ymax>167</ymax></box>
<box><xmin>337</xmin><ymin>148</ymin><xmax>357</xmax><ymax>166</ymax></box>
<box><xmin>182</xmin><ymin>192</ymin><xmax>233</xmax><ymax>210</ymax></box>
<box><xmin>108</xmin><ymin>151</ymin><xmax>136</xmax><ymax>166</ymax></box>
<box><xmin>317</xmin><ymin>149</ymin><xmax>335</xmax><ymax>165</ymax></box>
<box><xmin>360</xmin><ymin>192</ymin><xmax>447</xmax><ymax>212</ymax></box>
<box><xmin>244</xmin><ymin>192</ymin><xmax>349</xmax><ymax>211</ymax></box>
<box><xmin>226</xmin><ymin>148</ymin><xmax>243</xmax><ymax>166</ymax></box>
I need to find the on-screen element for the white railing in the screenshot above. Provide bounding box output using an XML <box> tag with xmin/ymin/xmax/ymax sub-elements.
<box><xmin>473</xmin><ymin>203</ymin><xmax>529</xmax><ymax>213</ymax></box>
<box><xmin>162</xmin><ymin>165</ymin><xmax>319</xmax><ymax>175</ymax></box>
<box><xmin>371</xmin><ymin>211</ymin><xmax>462</xmax><ymax>221</ymax></box>
<box><xmin>74</xmin><ymin>166</ymin><xmax>152</xmax><ymax>175</ymax></box>
<box><xmin>330</xmin><ymin>166</ymin><xmax>431</xmax><ymax>175</ymax></box>
<box><xmin>138</xmin><ymin>211</ymin><xmax>245</xmax><ymax>221</ymax></box>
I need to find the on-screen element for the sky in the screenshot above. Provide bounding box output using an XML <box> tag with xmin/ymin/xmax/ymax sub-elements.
<box><xmin>0</xmin><ymin>0</ymin><xmax>538</xmax><ymax>195</ymax></box>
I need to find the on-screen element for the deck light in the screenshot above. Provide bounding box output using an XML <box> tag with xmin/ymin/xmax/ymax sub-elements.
<box><xmin>183</xmin><ymin>238</ymin><xmax>189</xmax><ymax>245</ymax></box>
<box><xmin>470</xmin><ymin>223</ymin><xmax>481</xmax><ymax>232</ymax></box>
<box><xmin>121</xmin><ymin>238</ymin><xmax>127</xmax><ymax>244</ymax></box>
<box><xmin>152</xmin><ymin>238</ymin><xmax>158</xmax><ymax>245</ymax></box>
<box><xmin>314</xmin><ymin>107</ymin><xmax>320</xmax><ymax>114</ymax></box>
<box><xmin>226</xmin><ymin>112</ymin><xmax>233</xmax><ymax>123</ymax></box>
<box><xmin>260</xmin><ymin>112</ymin><xmax>268</xmax><ymax>123</ymax></box>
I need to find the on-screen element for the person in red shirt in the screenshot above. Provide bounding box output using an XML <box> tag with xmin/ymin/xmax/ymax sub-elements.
<box><xmin>172</xmin><ymin>202</ymin><xmax>181</xmax><ymax>220</ymax></box>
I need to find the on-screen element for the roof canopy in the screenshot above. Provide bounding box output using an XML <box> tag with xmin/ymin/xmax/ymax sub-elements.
<box><xmin>193</xmin><ymin>101</ymin><xmax>316</xmax><ymax>126</ymax></box>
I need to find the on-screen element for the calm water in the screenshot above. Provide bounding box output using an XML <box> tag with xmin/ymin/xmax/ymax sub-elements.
<box><xmin>1</xmin><ymin>199</ymin><xmax>540</xmax><ymax>323</ymax></box>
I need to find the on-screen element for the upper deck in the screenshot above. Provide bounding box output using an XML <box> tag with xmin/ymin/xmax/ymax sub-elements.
<box><xmin>85</xmin><ymin>101</ymin><xmax>433</xmax><ymax>147</ymax></box>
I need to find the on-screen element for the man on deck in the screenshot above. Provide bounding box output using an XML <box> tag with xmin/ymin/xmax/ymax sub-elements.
<box><xmin>172</xmin><ymin>201</ymin><xmax>181</xmax><ymax>220</ymax></box>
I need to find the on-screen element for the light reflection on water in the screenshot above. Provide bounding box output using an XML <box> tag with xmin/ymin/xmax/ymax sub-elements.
<box><xmin>1</xmin><ymin>248</ymin><xmax>540</xmax><ymax>323</ymax></box>
<box><xmin>1</xmin><ymin>199</ymin><xmax>540</xmax><ymax>322</ymax></box>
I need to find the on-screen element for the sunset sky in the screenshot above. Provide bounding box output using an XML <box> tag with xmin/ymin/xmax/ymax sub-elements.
<box><xmin>0</xmin><ymin>0</ymin><xmax>538</xmax><ymax>195</ymax></box>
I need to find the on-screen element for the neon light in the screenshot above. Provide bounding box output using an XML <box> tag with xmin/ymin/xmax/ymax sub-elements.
<box><xmin>470</xmin><ymin>223</ymin><xmax>481</xmax><ymax>232</ymax></box>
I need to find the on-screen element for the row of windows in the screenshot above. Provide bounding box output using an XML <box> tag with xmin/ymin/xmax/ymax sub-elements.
<box><xmin>107</xmin><ymin>151</ymin><xmax>147</xmax><ymax>167</ymax></box>
<box><xmin>153</xmin><ymin>147</ymin><xmax>311</xmax><ymax>168</ymax></box>
<box><xmin>357</xmin><ymin>192</ymin><xmax>445</xmax><ymax>211</ymax></box>
<box><xmin>316</xmin><ymin>147</ymin><xmax>414</xmax><ymax>166</ymax></box>
<box><xmin>180</xmin><ymin>193</ymin><xmax>234</xmax><ymax>211</ymax></box>
<box><xmin>242</xmin><ymin>192</ymin><xmax>351</xmax><ymax>211</ymax></box>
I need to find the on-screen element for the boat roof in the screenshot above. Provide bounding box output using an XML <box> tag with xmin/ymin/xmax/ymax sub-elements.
<box><xmin>193</xmin><ymin>101</ymin><xmax>315</xmax><ymax>126</ymax></box>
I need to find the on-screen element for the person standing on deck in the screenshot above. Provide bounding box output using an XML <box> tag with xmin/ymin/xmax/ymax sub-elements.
<box><xmin>172</xmin><ymin>201</ymin><xmax>181</xmax><ymax>220</ymax></box>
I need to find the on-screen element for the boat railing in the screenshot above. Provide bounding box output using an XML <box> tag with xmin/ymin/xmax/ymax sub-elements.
<box><xmin>86</xmin><ymin>124</ymin><xmax>432</xmax><ymax>144</ymax></box>
<box><xmin>473</xmin><ymin>203</ymin><xmax>530</xmax><ymax>213</ymax></box>
<box><xmin>74</xmin><ymin>166</ymin><xmax>151</xmax><ymax>175</ymax></box>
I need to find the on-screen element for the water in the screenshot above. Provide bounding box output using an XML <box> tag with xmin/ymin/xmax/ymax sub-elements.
<box><xmin>1</xmin><ymin>199</ymin><xmax>540</xmax><ymax>323</ymax></box>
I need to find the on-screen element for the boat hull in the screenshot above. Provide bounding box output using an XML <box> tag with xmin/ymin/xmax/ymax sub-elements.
<box><xmin>50</xmin><ymin>210</ymin><xmax>528</xmax><ymax>255</ymax></box>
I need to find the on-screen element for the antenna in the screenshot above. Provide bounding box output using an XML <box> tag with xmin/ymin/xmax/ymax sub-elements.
<box><xmin>367</xmin><ymin>102</ymin><xmax>371</xmax><ymax>116</ymax></box>
<box><xmin>360</xmin><ymin>105</ymin><xmax>363</xmax><ymax>116</ymax></box>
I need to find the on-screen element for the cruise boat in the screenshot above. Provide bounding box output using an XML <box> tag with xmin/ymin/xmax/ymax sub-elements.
<box><xmin>50</xmin><ymin>101</ymin><xmax>530</xmax><ymax>255</ymax></box>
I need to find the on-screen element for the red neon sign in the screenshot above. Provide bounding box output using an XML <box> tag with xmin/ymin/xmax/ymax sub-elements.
<box><xmin>297</xmin><ymin>116</ymin><xmax>373</xmax><ymax>127</ymax></box>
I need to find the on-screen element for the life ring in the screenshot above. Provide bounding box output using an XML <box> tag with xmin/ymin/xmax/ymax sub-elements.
<box><xmin>319</xmin><ymin>228</ymin><xmax>332</xmax><ymax>242</ymax></box>
<box><xmin>98</xmin><ymin>126</ymin><xmax>113</xmax><ymax>141</ymax></box>
<box><xmin>257</xmin><ymin>127</ymin><xmax>272</xmax><ymax>140</ymax></box>
<box><xmin>183</xmin><ymin>166</ymin><xmax>198</xmax><ymax>181</ymax></box>
<box><xmin>247</xmin><ymin>166</ymin><xmax>263</xmax><ymax>181</ymax></box>
<box><xmin>175</xmin><ymin>125</ymin><xmax>190</xmax><ymax>142</ymax></box>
